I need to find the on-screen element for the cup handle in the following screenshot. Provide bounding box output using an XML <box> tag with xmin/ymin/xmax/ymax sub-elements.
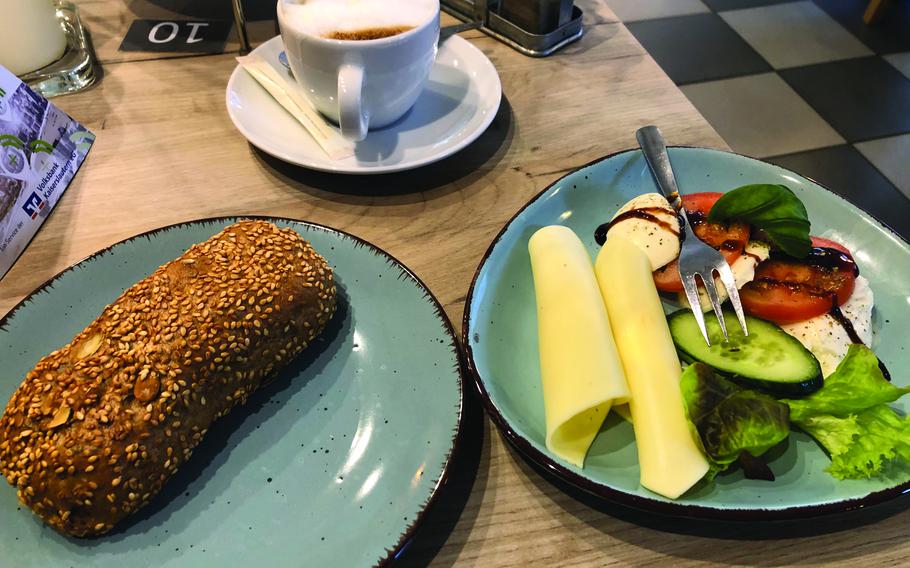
<box><xmin>338</xmin><ymin>63</ymin><xmax>368</xmax><ymax>142</ymax></box>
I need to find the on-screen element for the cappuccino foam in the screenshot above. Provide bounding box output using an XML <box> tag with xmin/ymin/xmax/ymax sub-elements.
<box><xmin>281</xmin><ymin>0</ymin><xmax>437</xmax><ymax>40</ymax></box>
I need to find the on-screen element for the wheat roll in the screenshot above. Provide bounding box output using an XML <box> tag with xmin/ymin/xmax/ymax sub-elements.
<box><xmin>0</xmin><ymin>220</ymin><xmax>336</xmax><ymax>537</ymax></box>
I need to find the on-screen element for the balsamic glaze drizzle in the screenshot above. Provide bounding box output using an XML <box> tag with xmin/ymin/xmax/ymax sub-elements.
<box><xmin>770</xmin><ymin>246</ymin><xmax>859</xmax><ymax>277</ymax></box>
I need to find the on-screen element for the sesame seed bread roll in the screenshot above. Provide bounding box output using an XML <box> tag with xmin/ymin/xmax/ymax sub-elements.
<box><xmin>0</xmin><ymin>220</ymin><xmax>336</xmax><ymax>537</ymax></box>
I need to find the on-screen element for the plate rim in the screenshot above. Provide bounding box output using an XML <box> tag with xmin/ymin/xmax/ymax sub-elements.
<box><xmin>461</xmin><ymin>146</ymin><xmax>910</xmax><ymax>521</ymax></box>
<box><xmin>0</xmin><ymin>215</ymin><xmax>466</xmax><ymax>567</ymax></box>
<box><xmin>225</xmin><ymin>35</ymin><xmax>503</xmax><ymax>175</ymax></box>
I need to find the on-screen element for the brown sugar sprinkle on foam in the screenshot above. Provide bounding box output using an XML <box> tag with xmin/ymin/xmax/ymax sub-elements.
<box><xmin>0</xmin><ymin>220</ymin><xmax>336</xmax><ymax>537</ymax></box>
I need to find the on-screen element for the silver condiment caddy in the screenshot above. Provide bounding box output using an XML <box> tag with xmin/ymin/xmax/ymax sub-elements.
<box><xmin>442</xmin><ymin>0</ymin><xmax>583</xmax><ymax>57</ymax></box>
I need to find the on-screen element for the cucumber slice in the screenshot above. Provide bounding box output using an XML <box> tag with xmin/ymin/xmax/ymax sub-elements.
<box><xmin>668</xmin><ymin>310</ymin><xmax>822</xmax><ymax>397</ymax></box>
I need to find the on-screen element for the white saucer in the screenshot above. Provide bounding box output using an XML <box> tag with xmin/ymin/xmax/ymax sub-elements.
<box><xmin>226</xmin><ymin>35</ymin><xmax>502</xmax><ymax>175</ymax></box>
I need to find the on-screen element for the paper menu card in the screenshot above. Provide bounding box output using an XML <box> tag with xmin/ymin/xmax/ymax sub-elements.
<box><xmin>0</xmin><ymin>64</ymin><xmax>94</xmax><ymax>281</ymax></box>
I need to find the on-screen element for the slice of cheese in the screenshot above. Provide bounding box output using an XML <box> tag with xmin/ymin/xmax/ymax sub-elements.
<box><xmin>529</xmin><ymin>226</ymin><xmax>632</xmax><ymax>468</ymax></box>
<box><xmin>595</xmin><ymin>236</ymin><xmax>709</xmax><ymax>499</ymax></box>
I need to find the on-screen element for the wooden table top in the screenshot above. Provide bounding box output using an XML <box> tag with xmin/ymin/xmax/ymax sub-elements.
<box><xmin>4</xmin><ymin>1</ymin><xmax>910</xmax><ymax>566</ymax></box>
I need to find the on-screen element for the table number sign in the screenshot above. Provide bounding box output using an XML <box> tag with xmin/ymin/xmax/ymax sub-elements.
<box><xmin>0</xmin><ymin>64</ymin><xmax>94</xmax><ymax>280</ymax></box>
<box><xmin>120</xmin><ymin>20</ymin><xmax>232</xmax><ymax>54</ymax></box>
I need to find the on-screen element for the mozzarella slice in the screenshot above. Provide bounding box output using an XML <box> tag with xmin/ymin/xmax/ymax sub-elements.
<box><xmin>679</xmin><ymin>241</ymin><xmax>771</xmax><ymax>311</ymax></box>
<box><xmin>595</xmin><ymin>236</ymin><xmax>709</xmax><ymax>499</ymax></box>
<box><xmin>528</xmin><ymin>226</ymin><xmax>632</xmax><ymax>468</ymax></box>
<box><xmin>780</xmin><ymin>276</ymin><xmax>874</xmax><ymax>377</ymax></box>
<box><xmin>607</xmin><ymin>193</ymin><xmax>680</xmax><ymax>271</ymax></box>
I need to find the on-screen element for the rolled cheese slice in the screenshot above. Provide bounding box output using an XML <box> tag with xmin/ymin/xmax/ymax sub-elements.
<box><xmin>529</xmin><ymin>226</ymin><xmax>631</xmax><ymax>467</ymax></box>
<box><xmin>595</xmin><ymin>236</ymin><xmax>708</xmax><ymax>499</ymax></box>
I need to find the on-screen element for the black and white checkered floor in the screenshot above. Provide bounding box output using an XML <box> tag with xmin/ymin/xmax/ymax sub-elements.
<box><xmin>608</xmin><ymin>0</ymin><xmax>910</xmax><ymax>236</ymax></box>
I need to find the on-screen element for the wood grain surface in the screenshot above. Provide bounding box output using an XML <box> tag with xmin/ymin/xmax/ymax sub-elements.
<box><xmin>5</xmin><ymin>1</ymin><xmax>910</xmax><ymax>566</ymax></box>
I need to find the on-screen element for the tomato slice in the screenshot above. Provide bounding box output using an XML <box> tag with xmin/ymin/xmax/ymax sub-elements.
<box><xmin>810</xmin><ymin>236</ymin><xmax>851</xmax><ymax>256</ymax></box>
<box><xmin>740</xmin><ymin>237</ymin><xmax>858</xmax><ymax>324</ymax></box>
<box><xmin>653</xmin><ymin>192</ymin><xmax>750</xmax><ymax>292</ymax></box>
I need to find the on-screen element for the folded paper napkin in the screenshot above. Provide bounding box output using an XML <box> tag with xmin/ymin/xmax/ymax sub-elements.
<box><xmin>236</xmin><ymin>54</ymin><xmax>354</xmax><ymax>160</ymax></box>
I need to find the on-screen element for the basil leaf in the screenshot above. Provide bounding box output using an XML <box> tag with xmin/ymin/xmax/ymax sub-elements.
<box><xmin>706</xmin><ymin>184</ymin><xmax>811</xmax><ymax>258</ymax></box>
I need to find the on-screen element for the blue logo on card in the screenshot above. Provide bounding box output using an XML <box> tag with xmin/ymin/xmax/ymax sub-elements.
<box><xmin>22</xmin><ymin>191</ymin><xmax>45</xmax><ymax>219</ymax></box>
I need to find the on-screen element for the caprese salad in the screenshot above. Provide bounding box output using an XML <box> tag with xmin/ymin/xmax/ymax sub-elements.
<box><xmin>597</xmin><ymin>186</ymin><xmax>877</xmax><ymax>380</ymax></box>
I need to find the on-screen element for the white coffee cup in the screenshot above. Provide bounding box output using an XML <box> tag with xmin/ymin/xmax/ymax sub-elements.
<box><xmin>277</xmin><ymin>0</ymin><xmax>440</xmax><ymax>142</ymax></box>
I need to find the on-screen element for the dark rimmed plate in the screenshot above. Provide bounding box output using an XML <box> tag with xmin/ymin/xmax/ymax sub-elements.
<box><xmin>464</xmin><ymin>147</ymin><xmax>910</xmax><ymax>520</ymax></box>
<box><xmin>0</xmin><ymin>217</ymin><xmax>463</xmax><ymax>566</ymax></box>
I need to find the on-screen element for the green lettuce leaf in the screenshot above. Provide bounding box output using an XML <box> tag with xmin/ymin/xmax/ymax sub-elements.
<box><xmin>706</xmin><ymin>184</ymin><xmax>811</xmax><ymax>258</ymax></box>
<box><xmin>784</xmin><ymin>345</ymin><xmax>910</xmax><ymax>422</ymax></box>
<box><xmin>797</xmin><ymin>406</ymin><xmax>910</xmax><ymax>480</ymax></box>
<box><xmin>784</xmin><ymin>345</ymin><xmax>910</xmax><ymax>480</ymax></box>
<box><xmin>681</xmin><ymin>363</ymin><xmax>790</xmax><ymax>479</ymax></box>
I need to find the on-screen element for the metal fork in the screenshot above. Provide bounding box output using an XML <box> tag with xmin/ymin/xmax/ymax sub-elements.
<box><xmin>635</xmin><ymin>125</ymin><xmax>748</xmax><ymax>346</ymax></box>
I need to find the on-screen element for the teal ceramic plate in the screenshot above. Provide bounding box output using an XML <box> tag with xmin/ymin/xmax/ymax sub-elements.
<box><xmin>464</xmin><ymin>147</ymin><xmax>910</xmax><ymax>520</ymax></box>
<box><xmin>0</xmin><ymin>218</ymin><xmax>463</xmax><ymax>566</ymax></box>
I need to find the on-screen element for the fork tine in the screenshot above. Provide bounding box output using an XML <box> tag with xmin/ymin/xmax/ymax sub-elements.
<box><xmin>702</xmin><ymin>271</ymin><xmax>728</xmax><ymax>342</ymax></box>
<box><xmin>681</xmin><ymin>273</ymin><xmax>711</xmax><ymax>347</ymax></box>
<box><xmin>716</xmin><ymin>262</ymin><xmax>749</xmax><ymax>337</ymax></box>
